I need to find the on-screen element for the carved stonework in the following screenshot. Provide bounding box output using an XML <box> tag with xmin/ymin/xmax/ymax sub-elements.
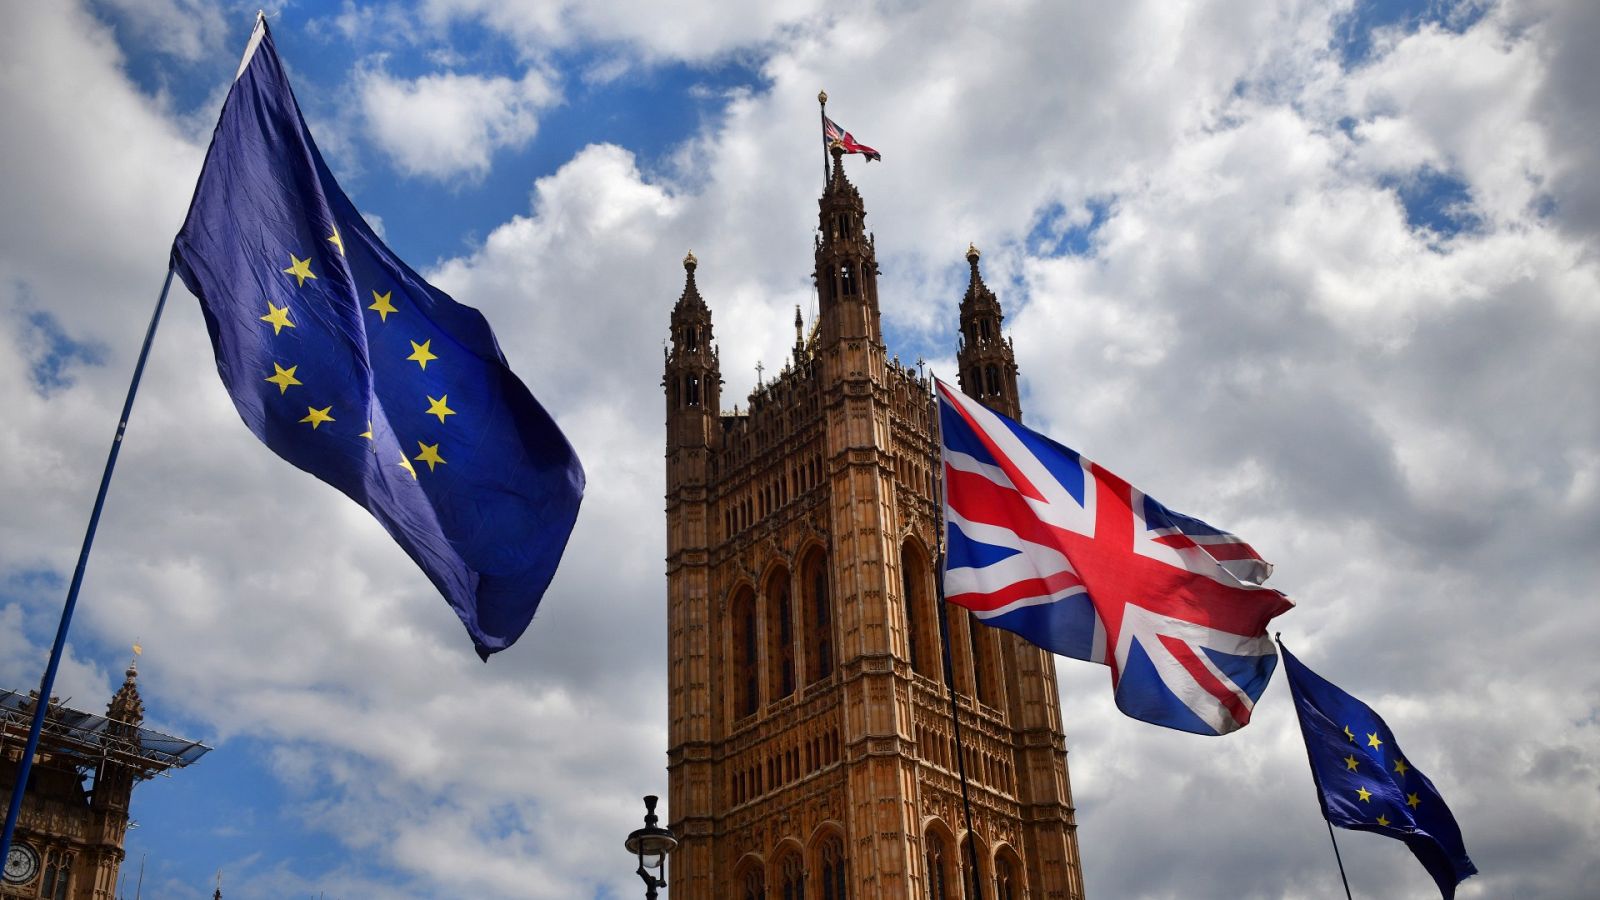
<box><xmin>664</xmin><ymin>149</ymin><xmax>1085</xmax><ymax>899</ymax></box>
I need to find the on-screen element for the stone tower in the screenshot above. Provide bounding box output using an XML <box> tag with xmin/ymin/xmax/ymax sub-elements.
<box><xmin>664</xmin><ymin>144</ymin><xmax>1085</xmax><ymax>899</ymax></box>
<box><xmin>1</xmin><ymin>663</ymin><xmax>208</xmax><ymax>900</ymax></box>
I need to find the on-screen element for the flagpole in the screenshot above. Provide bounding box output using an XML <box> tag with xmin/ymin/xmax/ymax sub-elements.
<box><xmin>0</xmin><ymin>266</ymin><xmax>177</xmax><ymax>864</ymax></box>
<box><xmin>818</xmin><ymin>90</ymin><xmax>830</xmax><ymax>185</ymax></box>
<box><xmin>929</xmin><ymin>375</ymin><xmax>984</xmax><ymax>900</ymax></box>
<box><xmin>1324</xmin><ymin>819</ymin><xmax>1355</xmax><ymax>900</ymax></box>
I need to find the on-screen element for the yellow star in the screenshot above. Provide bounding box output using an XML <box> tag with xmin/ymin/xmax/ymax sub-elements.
<box><xmin>328</xmin><ymin>225</ymin><xmax>345</xmax><ymax>257</ymax></box>
<box><xmin>1343</xmin><ymin>725</ymin><xmax>1356</xmax><ymax>742</ymax></box>
<box><xmin>407</xmin><ymin>339</ymin><xmax>437</xmax><ymax>370</ymax></box>
<box><xmin>265</xmin><ymin>363</ymin><xmax>301</xmax><ymax>394</ymax></box>
<box><xmin>425</xmin><ymin>394</ymin><xmax>456</xmax><ymax>423</ymax></box>
<box><xmin>360</xmin><ymin>421</ymin><xmax>374</xmax><ymax>441</ymax></box>
<box><xmin>415</xmin><ymin>441</ymin><xmax>446</xmax><ymax>472</ymax></box>
<box><xmin>1356</xmin><ymin>786</ymin><xmax>1372</xmax><ymax>802</ymax></box>
<box><xmin>299</xmin><ymin>406</ymin><xmax>334</xmax><ymax>429</ymax></box>
<box><xmin>282</xmin><ymin>254</ymin><xmax>317</xmax><ymax>287</ymax></box>
<box><xmin>1376</xmin><ymin>814</ymin><xmax>1390</xmax><ymax>827</ymax></box>
<box><xmin>1367</xmin><ymin>732</ymin><xmax>1383</xmax><ymax>750</ymax></box>
<box><xmin>369</xmin><ymin>290</ymin><xmax>397</xmax><ymax>322</ymax></box>
<box><xmin>259</xmin><ymin>302</ymin><xmax>295</xmax><ymax>335</ymax></box>
<box><xmin>1343</xmin><ymin>755</ymin><xmax>1360</xmax><ymax>771</ymax></box>
<box><xmin>1407</xmin><ymin>792</ymin><xmax>1421</xmax><ymax>809</ymax></box>
<box><xmin>397</xmin><ymin>454</ymin><xmax>417</xmax><ymax>480</ymax></box>
<box><xmin>1393</xmin><ymin>758</ymin><xmax>1410</xmax><ymax>777</ymax></box>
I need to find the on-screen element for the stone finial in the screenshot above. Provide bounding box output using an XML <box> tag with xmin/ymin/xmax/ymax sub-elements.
<box><xmin>683</xmin><ymin>250</ymin><xmax>697</xmax><ymax>271</ymax></box>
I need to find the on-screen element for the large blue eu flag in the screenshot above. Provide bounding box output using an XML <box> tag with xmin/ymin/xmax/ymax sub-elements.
<box><xmin>170</xmin><ymin>19</ymin><xmax>584</xmax><ymax>659</ymax></box>
<box><xmin>1280</xmin><ymin>643</ymin><xmax>1476</xmax><ymax>898</ymax></box>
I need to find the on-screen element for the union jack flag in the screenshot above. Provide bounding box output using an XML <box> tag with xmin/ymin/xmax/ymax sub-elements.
<box><xmin>822</xmin><ymin>115</ymin><xmax>882</xmax><ymax>161</ymax></box>
<box><xmin>937</xmin><ymin>380</ymin><xmax>1293</xmax><ymax>735</ymax></box>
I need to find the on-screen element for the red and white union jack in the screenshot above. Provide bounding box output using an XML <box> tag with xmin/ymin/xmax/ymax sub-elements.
<box><xmin>937</xmin><ymin>380</ymin><xmax>1294</xmax><ymax>735</ymax></box>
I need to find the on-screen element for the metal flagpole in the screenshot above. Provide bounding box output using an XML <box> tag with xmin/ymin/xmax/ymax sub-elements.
<box><xmin>929</xmin><ymin>375</ymin><xmax>985</xmax><ymax>900</ymax></box>
<box><xmin>818</xmin><ymin>90</ymin><xmax>830</xmax><ymax>185</ymax></box>
<box><xmin>1325</xmin><ymin>819</ymin><xmax>1355</xmax><ymax>900</ymax></box>
<box><xmin>0</xmin><ymin>267</ymin><xmax>177</xmax><ymax>863</ymax></box>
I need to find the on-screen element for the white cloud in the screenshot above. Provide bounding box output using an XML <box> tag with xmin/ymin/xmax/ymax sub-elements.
<box><xmin>359</xmin><ymin>64</ymin><xmax>559</xmax><ymax>181</ymax></box>
<box><xmin>4</xmin><ymin>0</ymin><xmax>1599</xmax><ymax>898</ymax></box>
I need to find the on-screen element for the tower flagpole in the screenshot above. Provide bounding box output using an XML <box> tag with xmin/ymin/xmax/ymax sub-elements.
<box><xmin>931</xmin><ymin>376</ymin><xmax>985</xmax><ymax>900</ymax></box>
<box><xmin>818</xmin><ymin>90</ymin><xmax>830</xmax><ymax>185</ymax></box>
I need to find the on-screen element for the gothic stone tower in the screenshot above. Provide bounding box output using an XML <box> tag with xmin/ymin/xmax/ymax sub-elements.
<box><xmin>664</xmin><ymin>144</ymin><xmax>1085</xmax><ymax>899</ymax></box>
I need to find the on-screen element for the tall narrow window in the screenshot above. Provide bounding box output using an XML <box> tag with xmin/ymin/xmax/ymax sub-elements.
<box><xmin>767</xmin><ymin>571</ymin><xmax>795</xmax><ymax>700</ymax></box>
<box><xmin>985</xmin><ymin>364</ymin><xmax>1000</xmax><ymax>396</ymax></box>
<box><xmin>685</xmin><ymin>325</ymin><xmax>699</xmax><ymax>350</ymax></box>
<box><xmin>804</xmin><ymin>550</ymin><xmax>834</xmax><ymax>683</ymax></box>
<box><xmin>819</xmin><ymin>834</ymin><xmax>848</xmax><ymax>900</ymax></box>
<box><xmin>687</xmin><ymin>374</ymin><xmax>701</xmax><ymax>406</ymax></box>
<box><xmin>840</xmin><ymin>262</ymin><xmax>856</xmax><ymax>296</ymax></box>
<box><xmin>733</xmin><ymin>589</ymin><xmax>759</xmax><ymax>717</ymax></box>
<box><xmin>926</xmin><ymin>832</ymin><xmax>950</xmax><ymax>900</ymax></box>
<box><xmin>996</xmin><ymin>854</ymin><xmax>1019</xmax><ymax>900</ymax></box>
<box><xmin>961</xmin><ymin>835</ymin><xmax>984</xmax><ymax>900</ymax></box>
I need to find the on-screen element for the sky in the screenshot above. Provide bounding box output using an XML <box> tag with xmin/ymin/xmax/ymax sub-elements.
<box><xmin>1</xmin><ymin>0</ymin><xmax>1596</xmax><ymax>897</ymax></box>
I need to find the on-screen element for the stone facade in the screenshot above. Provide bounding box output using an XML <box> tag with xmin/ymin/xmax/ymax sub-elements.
<box><xmin>664</xmin><ymin>145</ymin><xmax>1085</xmax><ymax>899</ymax></box>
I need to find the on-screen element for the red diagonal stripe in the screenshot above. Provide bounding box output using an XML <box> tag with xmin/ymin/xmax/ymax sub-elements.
<box><xmin>1158</xmin><ymin>633</ymin><xmax>1252</xmax><ymax>728</ymax></box>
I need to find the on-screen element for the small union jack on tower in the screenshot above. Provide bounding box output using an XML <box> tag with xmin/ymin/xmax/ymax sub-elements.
<box><xmin>937</xmin><ymin>380</ymin><xmax>1293</xmax><ymax>735</ymax></box>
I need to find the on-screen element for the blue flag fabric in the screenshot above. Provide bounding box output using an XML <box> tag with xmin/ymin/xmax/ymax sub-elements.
<box><xmin>170</xmin><ymin>21</ymin><xmax>583</xmax><ymax>659</ymax></box>
<box><xmin>1280</xmin><ymin>643</ymin><xmax>1476</xmax><ymax>898</ymax></box>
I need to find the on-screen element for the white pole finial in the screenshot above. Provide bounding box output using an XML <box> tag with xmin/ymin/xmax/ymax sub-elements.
<box><xmin>235</xmin><ymin>11</ymin><xmax>268</xmax><ymax>81</ymax></box>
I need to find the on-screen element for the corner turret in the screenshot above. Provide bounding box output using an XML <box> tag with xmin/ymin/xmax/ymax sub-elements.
<box><xmin>955</xmin><ymin>244</ymin><xmax>1021</xmax><ymax>419</ymax></box>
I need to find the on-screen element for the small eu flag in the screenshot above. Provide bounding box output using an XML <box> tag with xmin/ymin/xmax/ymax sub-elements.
<box><xmin>170</xmin><ymin>18</ymin><xmax>584</xmax><ymax>659</ymax></box>
<box><xmin>1280</xmin><ymin>642</ymin><xmax>1476</xmax><ymax>898</ymax></box>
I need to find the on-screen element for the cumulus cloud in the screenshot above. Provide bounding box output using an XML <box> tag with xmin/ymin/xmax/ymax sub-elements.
<box><xmin>359</xmin><ymin>64</ymin><xmax>559</xmax><ymax>181</ymax></box>
<box><xmin>3</xmin><ymin>0</ymin><xmax>1597</xmax><ymax>898</ymax></box>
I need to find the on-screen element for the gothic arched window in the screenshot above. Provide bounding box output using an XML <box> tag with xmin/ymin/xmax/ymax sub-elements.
<box><xmin>985</xmin><ymin>364</ymin><xmax>1000</xmax><ymax>396</ymax></box>
<box><xmin>767</xmin><ymin>570</ymin><xmax>795</xmax><ymax>701</ymax></box>
<box><xmin>687</xmin><ymin>374</ymin><xmax>701</xmax><ymax>407</ymax></box>
<box><xmin>996</xmin><ymin>851</ymin><xmax>1022</xmax><ymax>900</ymax></box>
<box><xmin>803</xmin><ymin>549</ymin><xmax>834</xmax><ymax>684</ymax></box>
<box><xmin>840</xmin><ymin>262</ymin><xmax>856</xmax><ymax>296</ymax></box>
<box><xmin>961</xmin><ymin>834</ymin><xmax>986</xmax><ymax>900</ymax></box>
<box><xmin>819</xmin><ymin>833</ymin><xmax>849</xmax><ymax>900</ymax></box>
<box><xmin>777</xmin><ymin>849</ymin><xmax>805</xmax><ymax>900</ymax></box>
<box><xmin>685</xmin><ymin>324</ymin><xmax>699</xmax><ymax>350</ymax></box>
<box><xmin>926</xmin><ymin>831</ymin><xmax>951</xmax><ymax>900</ymax></box>
<box><xmin>742</xmin><ymin>864</ymin><xmax>766</xmax><ymax>900</ymax></box>
<box><xmin>732</xmin><ymin>588</ymin><xmax>759</xmax><ymax>717</ymax></box>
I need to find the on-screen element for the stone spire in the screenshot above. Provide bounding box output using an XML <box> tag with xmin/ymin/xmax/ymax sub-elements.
<box><xmin>955</xmin><ymin>243</ymin><xmax>1022</xmax><ymax>419</ymax></box>
<box><xmin>107</xmin><ymin>660</ymin><xmax>144</xmax><ymax>728</ymax></box>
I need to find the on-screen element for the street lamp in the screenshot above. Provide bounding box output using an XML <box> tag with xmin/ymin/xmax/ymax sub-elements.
<box><xmin>625</xmin><ymin>795</ymin><xmax>678</xmax><ymax>899</ymax></box>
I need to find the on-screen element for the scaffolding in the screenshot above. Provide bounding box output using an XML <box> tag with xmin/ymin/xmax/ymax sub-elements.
<box><xmin>0</xmin><ymin>689</ymin><xmax>209</xmax><ymax>781</ymax></box>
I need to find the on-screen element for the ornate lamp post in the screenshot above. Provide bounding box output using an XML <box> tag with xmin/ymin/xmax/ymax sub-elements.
<box><xmin>625</xmin><ymin>795</ymin><xmax>678</xmax><ymax>899</ymax></box>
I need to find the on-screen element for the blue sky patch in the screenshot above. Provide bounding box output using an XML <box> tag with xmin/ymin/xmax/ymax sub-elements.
<box><xmin>19</xmin><ymin>305</ymin><xmax>105</xmax><ymax>394</ymax></box>
<box><xmin>1386</xmin><ymin>166</ymin><xmax>1482</xmax><ymax>239</ymax></box>
<box><xmin>1334</xmin><ymin>0</ymin><xmax>1491</xmax><ymax>67</ymax></box>
<box><xmin>1027</xmin><ymin>197</ymin><xmax>1113</xmax><ymax>259</ymax></box>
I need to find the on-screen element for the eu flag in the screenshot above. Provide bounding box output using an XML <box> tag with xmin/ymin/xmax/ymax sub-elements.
<box><xmin>170</xmin><ymin>19</ymin><xmax>584</xmax><ymax>659</ymax></box>
<box><xmin>1280</xmin><ymin>643</ymin><xmax>1476</xmax><ymax>898</ymax></box>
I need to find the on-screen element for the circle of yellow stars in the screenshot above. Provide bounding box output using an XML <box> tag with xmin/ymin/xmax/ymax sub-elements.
<box><xmin>259</xmin><ymin>232</ymin><xmax>457</xmax><ymax>481</ymax></box>
<box><xmin>1342</xmin><ymin>721</ymin><xmax>1421</xmax><ymax>828</ymax></box>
